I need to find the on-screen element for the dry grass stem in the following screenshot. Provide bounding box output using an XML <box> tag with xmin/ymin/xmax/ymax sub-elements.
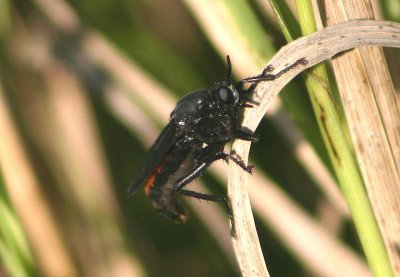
<box><xmin>324</xmin><ymin>1</ymin><xmax>400</xmax><ymax>273</ymax></box>
<box><xmin>229</xmin><ymin>19</ymin><xmax>400</xmax><ymax>276</ymax></box>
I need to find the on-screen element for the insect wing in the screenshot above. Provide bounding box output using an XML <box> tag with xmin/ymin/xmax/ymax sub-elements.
<box><xmin>128</xmin><ymin>121</ymin><xmax>182</xmax><ymax>196</ymax></box>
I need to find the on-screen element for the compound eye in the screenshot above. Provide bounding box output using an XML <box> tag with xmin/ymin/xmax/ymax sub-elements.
<box><xmin>218</xmin><ymin>87</ymin><xmax>239</xmax><ymax>104</ymax></box>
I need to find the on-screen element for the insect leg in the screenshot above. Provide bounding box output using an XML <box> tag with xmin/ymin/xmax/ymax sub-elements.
<box><xmin>242</xmin><ymin>58</ymin><xmax>308</xmax><ymax>83</ymax></box>
<box><xmin>234</xmin><ymin>129</ymin><xmax>259</xmax><ymax>142</ymax></box>
<box><xmin>195</xmin><ymin>144</ymin><xmax>253</xmax><ymax>173</ymax></box>
<box><xmin>178</xmin><ymin>189</ymin><xmax>237</xmax><ymax>238</ymax></box>
<box><xmin>210</xmin><ymin>152</ymin><xmax>254</xmax><ymax>173</ymax></box>
<box><xmin>173</xmin><ymin>162</ymin><xmax>208</xmax><ymax>192</ymax></box>
<box><xmin>172</xmin><ymin>145</ymin><xmax>250</xmax><ymax>238</ymax></box>
<box><xmin>171</xmin><ymin>161</ymin><xmax>238</xmax><ymax>237</ymax></box>
<box><xmin>174</xmin><ymin>152</ymin><xmax>254</xmax><ymax>195</ymax></box>
<box><xmin>236</xmin><ymin>64</ymin><xmax>275</xmax><ymax>95</ymax></box>
<box><xmin>173</xmin><ymin>147</ymin><xmax>252</xmax><ymax>193</ymax></box>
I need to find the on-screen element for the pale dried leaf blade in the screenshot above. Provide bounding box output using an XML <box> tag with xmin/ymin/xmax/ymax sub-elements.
<box><xmin>326</xmin><ymin>4</ymin><xmax>400</xmax><ymax>273</ymax></box>
<box><xmin>331</xmin><ymin>47</ymin><xmax>400</xmax><ymax>273</ymax></box>
<box><xmin>229</xmin><ymin>19</ymin><xmax>400</xmax><ymax>276</ymax></box>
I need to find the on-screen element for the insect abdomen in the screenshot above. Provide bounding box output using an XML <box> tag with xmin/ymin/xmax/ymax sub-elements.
<box><xmin>146</xmin><ymin>146</ymin><xmax>198</xmax><ymax>223</ymax></box>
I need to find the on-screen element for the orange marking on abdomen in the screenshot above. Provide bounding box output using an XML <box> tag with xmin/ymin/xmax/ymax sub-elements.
<box><xmin>144</xmin><ymin>163</ymin><xmax>163</xmax><ymax>196</ymax></box>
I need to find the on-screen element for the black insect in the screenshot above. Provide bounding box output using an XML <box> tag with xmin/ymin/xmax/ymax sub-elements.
<box><xmin>128</xmin><ymin>56</ymin><xmax>308</xmax><ymax>237</ymax></box>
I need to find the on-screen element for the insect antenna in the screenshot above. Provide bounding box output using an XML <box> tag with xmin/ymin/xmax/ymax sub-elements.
<box><xmin>226</xmin><ymin>55</ymin><xmax>232</xmax><ymax>79</ymax></box>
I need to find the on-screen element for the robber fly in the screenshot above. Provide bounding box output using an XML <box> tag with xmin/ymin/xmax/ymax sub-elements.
<box><xmin>128</xmin><ymin>56</ymin><xmax>308</xmax><ymax>237</ymax></box>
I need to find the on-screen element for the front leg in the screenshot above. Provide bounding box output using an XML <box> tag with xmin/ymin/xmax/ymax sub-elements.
<box><xmin>242</xmin><ymin>58</ymin><xmax>308</xmax><ymax>83</ymax></box>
